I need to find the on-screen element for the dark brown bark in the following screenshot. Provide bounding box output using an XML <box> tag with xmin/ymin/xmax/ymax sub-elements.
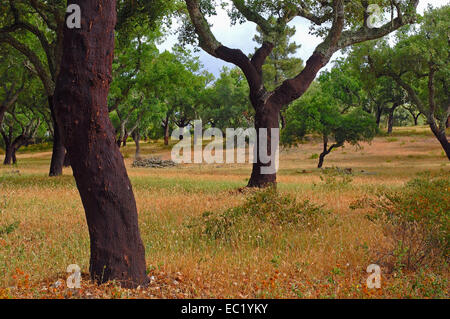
<box><xmin>163</xmin><ymin>115</ymin><xmax>170</xmax><ymax>146</ymax></box>
<box><xmin>63</xmin><ymin>151</ymin><xmax>71</xmax><ymax>167</ymax></box>
<box><xmin>48</xmin><ymin>96</ymin><xmax>65</xmax><ymax>176</ymax></box>
<box><xmin>375</xmin><ymin>107</ymin><xmax>382</xmax><ymax>128</ymax></box>
<box><xmin>387</xmin><ymin>102</ymin><xmax>400</xmax><ymax>135</ymax></box>
<box><xmin>53</xmin><ymin>0</ymin><xmax>148</xmax><ymax>288</ymax></box>
<box><xmin>318</xmin><ymin>135</ymin><xmax>342</xmax><ymax>168</ymax></box>
<box><xmin>1</xmin><ymin>128</ymin><xmax>32</xmax><ymax>165</ymax></box>
<box><xmin>247</xmin><ymin>100</ymin><xmax>279</xmax><ymax>187</ymax></box>
<box><xmin>413</xmin><ymin>113</ymin><xmax>420</xmax><ymax>126</ymax></box>
<box><xmin>3</xmin><ymin>145</ymin><xmax>14</xmax><ymax>165</ymax></box>
<box><xmin>247</xmin><ymin>52</ymin><xmax>329</xmax><ymax>187</ymax></box>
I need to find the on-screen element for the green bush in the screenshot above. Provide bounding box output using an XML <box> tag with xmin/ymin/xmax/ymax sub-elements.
<box><xmin>373</xmin><ymin>171</ymin><xmax>449</xmax><ymax>270</ymax></box>
<box><xmin>188</xmin><ymin>187</ymin><xmax>327</xmax><ymax>246</ymax></box>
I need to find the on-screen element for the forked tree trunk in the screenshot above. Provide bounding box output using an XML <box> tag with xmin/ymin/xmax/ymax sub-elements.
<box><xmin>245</xmin><ymin>52</ymin><xmax>327</xmax><ymax>187</ymax></box>
<box><xmin>318</xmin><ymin>135</ymin><xmax>329</xmax><ymax>169</ymax></box>
<box><xmin>48</xmin><ymin>96</ymin><xmax>65</xmax><ymax>176</ymax></box>
<box><xmin>413</xmin><ymin>114</ymin><xmax>419</xmax><ymax>126</ymax></box>
<box><xmin>53</xmin><ymin>0</ymin><xmax>148</xmax><ymax>288</ymax></box>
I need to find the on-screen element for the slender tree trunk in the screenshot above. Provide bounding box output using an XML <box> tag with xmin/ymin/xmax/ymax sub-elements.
<box><xmin>247</xmin><ymin>100</ymin><xmax>279</xmax><ymax>188</ymax></box>
<box><xmin>117</xmin><ymin>122</ymin><xmax>125</xmax><ymax>147</ymax></box>
<box><xmin>48</xmin><ymin>96</ymin><xmax>65</xmax><ymax>176</ymax></box>
<box><xmin>122</xmin><ymin>132</ymin><xmax>128</xmax><ymax>147</ymax></box>
<box><xmin>53</xmin><ymin>0</ymin><xmax>148</xmax><ymax>288</ymax></box>
<box><xmin>163</xmin><ymin>119</ymin><xmax>170</xmax><ymax>146</ymax></box>
<box><xmin>133</xmin><ymin>131</ymin><xmax>141</xmax><ymax>159</ymax></box>
<box><xmin>387</xmin><ymin>109</ymin><xmax>395</xmax><ymax>134</ymax></box>
<box><xmin>376</xmin><ymin>107</ymin><xmax>382</xmax><ymax>128</ymax></box>
<box><xmin>318</xmin><ymin>135</ymin><xmax>329</xmax><ymax>169</ymax></box>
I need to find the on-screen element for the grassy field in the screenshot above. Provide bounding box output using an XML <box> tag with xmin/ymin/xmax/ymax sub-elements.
<box><xmin>0</xmin><ymin>126</ymin><xmax>448</xmax><ymax>299</ymax></box>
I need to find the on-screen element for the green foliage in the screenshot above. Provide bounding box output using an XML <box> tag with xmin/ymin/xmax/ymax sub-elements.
<box><xmin>0</xmin><ymin>221</ymin><xmax>19</xmax><ymax>236</ymax></box>
<box><xmin>199</xmin><ymin>67</ymin><xmax>253</xmax><ymax>130</ymax></box>
<box><xmin>316</xmin><ymin>167</ymin><xmax>354</xmax><ymax>189</ymax></box>
<box><xmin>281</xmin><ymin>82</ymin><xmax>378</xmax><ymax>152</ymax></box>
<box><xmin>188</xmin><ymin>187</ymin><xmax>327</xmax><ymax>246</ymax></box>
<box><xmin>253</xmin><ymin>24</ymin><xmax>303</xmax><ymax>91</ymax></box>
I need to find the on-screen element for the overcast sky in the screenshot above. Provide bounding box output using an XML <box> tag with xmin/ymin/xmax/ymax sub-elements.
<box><xmin>157</xmin><ymin>0</ymin><xmax>447</xmax><ymax>78</ymax></box>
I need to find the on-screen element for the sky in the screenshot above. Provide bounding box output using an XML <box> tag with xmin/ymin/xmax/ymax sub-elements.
<box><xmin>157</xmin><ymin>0</ymin><xmax>448</xmax><ymax>79</ymax></box>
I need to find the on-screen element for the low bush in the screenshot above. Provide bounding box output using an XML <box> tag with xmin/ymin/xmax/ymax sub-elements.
<box><xmin>370</xmin><ymin>171</ymin><xmax>449</xmax><ymax>271</ymax></box>
<box><xmin>187</xmin><ymin>187</ymin><xmax>327</xmax><ymax>246</ymax></box>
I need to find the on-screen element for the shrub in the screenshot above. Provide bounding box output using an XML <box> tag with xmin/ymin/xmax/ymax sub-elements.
<box><xmin>187</xmin><ymin>187</ymin><xmax>327</xmax><ymax>246</ymax></box>
<box><xmin>371</xmin><ymin>171</ymin><xmax>449</xmax><ymax>271</ymax></box>
<box><xmin>315</xmin><ymin>166</ymin><xmax>353</xmax><ymax>189</ymax></box>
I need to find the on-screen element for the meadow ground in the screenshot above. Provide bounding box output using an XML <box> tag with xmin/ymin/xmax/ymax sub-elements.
<box><xmin>0</xmin><ymin>126</ymin><xmax>448</xmax><ymax>298</ymax></box>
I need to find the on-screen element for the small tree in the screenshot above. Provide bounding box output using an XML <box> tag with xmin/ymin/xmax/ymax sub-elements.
<box><xmin>282</xmin><ymin>85</ymin><xmax>378</xmax><ymax>168</ymax></box>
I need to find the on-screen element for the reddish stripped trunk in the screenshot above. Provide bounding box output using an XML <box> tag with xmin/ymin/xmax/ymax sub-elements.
<box><xmin>53</xmin><ymin>0</ymin><xmax>148</xmax><ymax>288</ymax></box>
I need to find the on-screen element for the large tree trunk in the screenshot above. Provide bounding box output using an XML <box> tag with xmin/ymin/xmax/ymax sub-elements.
<box><xmin>247</xmin><ymin>101</ymin><xmax>279</xmax><ymax>188</ymax></box>
<box><xmin>53</xmin><ymin>0</ymin><xmax>148</xmax><ymax>288</ymax></box>
<box><xmin>48</xmin><ymin>96</ymin><xmax>65</xmax><ymax>176</ymax></box>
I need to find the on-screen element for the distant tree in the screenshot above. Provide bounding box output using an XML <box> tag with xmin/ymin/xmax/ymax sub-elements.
<box><xmin>199</xmin><ymin>67</ymin><xmax>253</xmax><ymax>131</ymax></box>
<box><xmin>402</xmin><ymin>103</ymin><xmax>423</xmax><ymax>126</ymax></box>
<box><xmin>109</xmin><ymin>32</ymin><xmax>160</xmax><ymax>147</ymax></box>
<box><xmin>282</xmin><ymin>85</ymin><xmax>378</xmax><ymax>168</ymax></box>
<box><xmin>0</xmin><ymin>46</ymin><xmax>28</xmax><ymax>126</ymax></box>
<box><xmin>147</xmin><ymin>48</ymin><xmax>208</xmax><ymax>145</ymax></box>
<box><xmin>362</xmin><ymin>6</ymin><xmax>449</xmax><ymax>159</ymax></box>
<box><xmin>1</xmin><ymin>105</ymin><xmax>42</xmax><ymax>165</ymax></box>
<box><xmin>182</xmin><ymin>0</ymin><xmax>419</xmax><ymax>187</ymax></box>
<box><xmin>0</xmin><ymin>0</ymin><xmax>67</xmax><ymax>176</ymax></box>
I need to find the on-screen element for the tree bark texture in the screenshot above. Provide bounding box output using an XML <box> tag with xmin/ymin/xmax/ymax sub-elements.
<box><xmin>53</xmin><ymin>0</ymin><xmax>148</xmax><ymax>288</ymax></box>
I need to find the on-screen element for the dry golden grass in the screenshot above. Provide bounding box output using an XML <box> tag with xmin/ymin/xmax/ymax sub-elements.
<box><xmin>0</xmin><ymin>126</ymin><xmax>448</xmax><ymax>298</ymax></box>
